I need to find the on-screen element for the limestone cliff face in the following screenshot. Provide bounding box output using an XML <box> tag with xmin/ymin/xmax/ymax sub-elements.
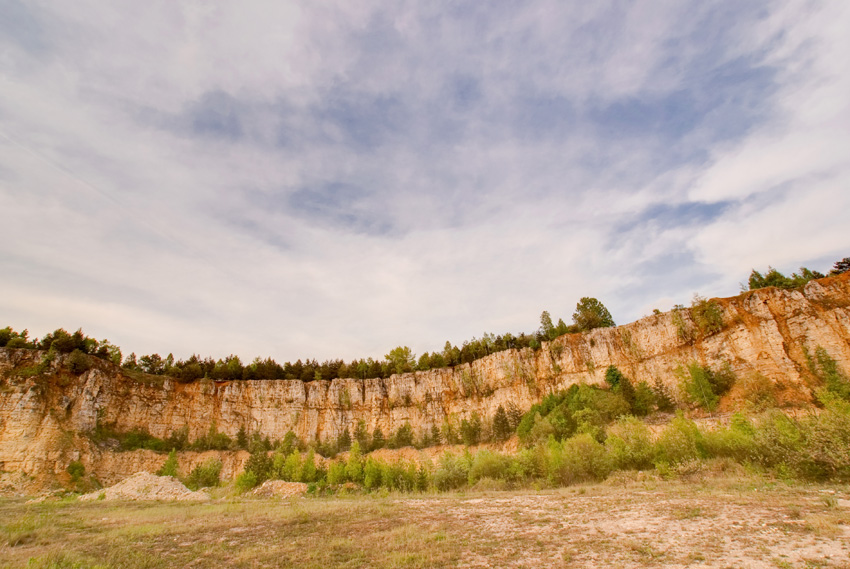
<box><xmin>1</xmin><ymin>273</ymin><xmax>848</xmax><ymax>484</ymax></box>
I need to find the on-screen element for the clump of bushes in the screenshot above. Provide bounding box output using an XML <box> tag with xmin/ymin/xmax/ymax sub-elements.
<box><xmin>184</xmin><ymin>458</ymin><xmax>222</xmax><ymax>490</ymax></box>
<box><xmin>677</xmin><ymin>362</ymin><xmax>735</xmax><ymax>412</ymax></box>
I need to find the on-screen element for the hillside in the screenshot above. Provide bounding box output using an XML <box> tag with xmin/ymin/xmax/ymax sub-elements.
<box><xmin>1</xmin><ymin>272</ymin><xmax>848</xmax><ymax>489</ymax></box>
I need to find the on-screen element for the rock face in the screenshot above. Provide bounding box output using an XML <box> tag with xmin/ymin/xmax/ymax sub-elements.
<box><xmin>1</xmin><ymin>274</ymin><xmax>849</xmax><ymax>485</ymax></box>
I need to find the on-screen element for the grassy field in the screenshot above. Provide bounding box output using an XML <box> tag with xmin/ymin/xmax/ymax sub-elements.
<box><xmin>1</xmin><ymin>476</ymin><xmax>849</xmax><ymax>569</ymax></box>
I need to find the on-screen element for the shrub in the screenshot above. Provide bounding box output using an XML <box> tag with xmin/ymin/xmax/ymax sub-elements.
<box><xmin>468</xmin><ymin>450</ymin><xmax>512</xmax><ymax>485</ymax></box>
<box><xmin>655</xmin><ymin>413</ymin><xmax>705</xmax><ymax>466</ymax></box>
<box><xmin>605</xmin><ymin>416</ymin><xmax>656</xmax><ymax>470</ymax></box>
<box><xmin>677</xmin><ymin>362</ymin><xmax>735</xmax><ymax>411</ymax></box>
<box><xmin>701</xmin><ymin>414</ymin><xmax>757</xmax><ymax>463</ymax></box>
<box><xmin>242</xmin><ymin>448</ymin><xmax>273</xmax><ymax>486</ymax></box>
<box><xmin>752</xmin><ymin>410</ymin><xmax>804</xmax><ymax>474</ymax></box>
<box><xmin>632</xmin><ymin>381</ymin><xmax>656</xmax><ymax>416</ymax></box>
<box><xmin>363</xmin><ymin>458</ymin><xmax>383</xmax><ymax>490</ymax></box>
<box><xmin>156</xmin><ymin>450</ymin><xmax>179</xmax><ymax>477</ymax></box>
<box><xmin>690</xmin><ymin>295</ymin><xmax>724</xmax><ymax>336</ymax></box>
<box><xmin>184</xmin><ymin>458</ymin><xmax>222</xmax><ymax>490</ymax></box>
<box><xmin>67</xmin><ymin>349</ymin><xmax>91</xmax><ymax>374</ymax></box>
<box><xmin>548</xmin><ymin>434</ymin><xmax>611</xmax><ymax>485</ymax></box>
<box><xmin>433</xmin><ymin>452</ymin><xmax>471</xmax><ymax>491</ymax></box>
<box><xmin>67</xmin><ymin>460</ymin><xmax>85</xmax><ymax>482</ymax></box>
<box><xmin>235</xmin><ymin>471</ymin><xmax>258</xmax><ymax>492</ymax></box>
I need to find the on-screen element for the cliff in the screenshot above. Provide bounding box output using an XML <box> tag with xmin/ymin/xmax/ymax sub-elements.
<box><xmin>1</xmin><ymin>273</ymin><xmax>848</xmax><ymax>487</ymax></box>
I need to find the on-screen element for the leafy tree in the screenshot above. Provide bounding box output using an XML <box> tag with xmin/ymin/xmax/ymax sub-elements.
<box><xmin>385</xmin><ymin>346</ymin><xmax>415</xmax><ymax>375</ymax></box>
<box><xmin>572</xmin><ymin>297</ymin><xmax>615</xmax><ymax>331</ymax></box>
<box><xmin>184</xmin><ymin>458</ymin><xmax>222</xmax><ymax>490</ymax></box>
<box><xmin>539</xmin><ymin>311</ymin><xmax>556</xmax><ymax>341</ymax></box>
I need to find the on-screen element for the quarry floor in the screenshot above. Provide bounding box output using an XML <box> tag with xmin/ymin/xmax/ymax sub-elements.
<box><xmin>2</xmin><ymin>476</ymin><xmax>849</xmax><ymax>569</ymax></box>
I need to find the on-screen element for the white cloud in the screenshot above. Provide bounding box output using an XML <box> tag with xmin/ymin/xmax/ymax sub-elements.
<box><xmin>1</xmin><ymin>0</ymin><xmax>847</xmax><ymax>364</ymax></box>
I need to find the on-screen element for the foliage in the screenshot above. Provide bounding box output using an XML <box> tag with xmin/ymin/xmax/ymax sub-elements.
<box><xmin>66</xmin><ymin>460</ymin><xmax>85</xmax><ymax>482</ymax></box>
<box><xmin>517</xmin><ymin>384</ymin><xmax>630</xmax><ymax>445</ymax></box>
<box><xmin>572</xmin><ymin>297</ymin><xmax>615</xmax><ymax>332</ymax></box>
<box><xmin>184</xmin><ymin>458</ymin><xmax>222</xmax><ymax>490</ymax></box>
<box><xmin>384</xmin><ymin>346</ymin><xmax>416</xmax><ymax>375</ymax></box>
<box><xmin>677</xmin><ymin>362</ymin><xmax>735</xmax><ymax>412</ymax></box>
<box><xmin>806</xmin><ymin>347</ymin><xmax>850</xmax><ymax>402</ymax></box>
<box><xmin>690</xmin><ymin>295</ymin><xmax>724</xmax><ymax>336</ymax></box>
<box><xmin>67</xmin><ymin>350</ymin><xmax>91</xmax><ymax>374</ymax></box>
<box><xmin>459</xmin><ymin>413</ymin><xmax>482</xmax><ymax>446</ymax></box>
<box><xmin>492</xmin><ymin>405</ymin><xmax>512</xmax><ymax>441</ymax></box>
<box><xmin>605</xmin><ymin>416</ymin><xmax>656</xmax><ymax>470</ymax></box>
<box><xmin>156</xmin><ymin>450</ymin><xmax>179</xmax><ymax>477</ymax></box>
<box><xmin>190</xmin><ymin>422</ymin><xmax>233</xmax><ymax>451</ymax></box>
<box><xmin>830</xmin><ymin>256</ymin><xmax>850</xmax><ymax>275</ymax></box>
<box><xmin>748</xmin><ymin>266</ymin><xmax>824</xmax><ymax>291</ymax></box>
<box><xmin>655</xmin><ymin>412</ymin><xmax>705</xmax><ymax>466</ymax></box>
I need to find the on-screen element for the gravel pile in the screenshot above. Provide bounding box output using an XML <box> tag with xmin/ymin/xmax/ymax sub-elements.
<box><xmin>79</xmin><ymin>472</ymin><xmax>210</xmax><ymax>502</ymax></box>
<box><xmin>250</xmin><ymin>480</ymin><xmax>308</xmax><ymax>499</ymax></box>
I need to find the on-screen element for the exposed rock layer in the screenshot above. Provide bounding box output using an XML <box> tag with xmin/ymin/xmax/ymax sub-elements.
<box><xmin>1</xmin><ymin>273</ymin><xmax>849</xmax><ymax>485</ymax></box>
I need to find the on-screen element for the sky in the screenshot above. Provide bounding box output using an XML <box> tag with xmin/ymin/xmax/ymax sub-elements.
<box><xmin>1</xmin><ymin>1</ymin><xmax>849</xmax><ymax>364</ymax></box>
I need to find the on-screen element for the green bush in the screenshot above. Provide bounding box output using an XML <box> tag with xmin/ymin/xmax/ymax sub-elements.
<box><xmin>605</xmin><ymin>416</ymin><xmax>655</xmax><ymax>470</ymax></box>
<box><xmin>433</xmin><ymin>452</ymin><xmax>471</xmax><ymax>491</ymax></box>
<box><xmin>701</xmin><ymin>414</ymin><xmax>757</xmax><ymax>463</ymax></box>
<box><xmin>690</xmin><ymin>295</ymin><xmax>724</xmax><ymax>336</ymax></box>
<box><xmin>66</xmin><ymin>460</ymin><xmax>85</xmax><ymax>482</ymax></box>
<box><xmin>547</xmin><ymin>434</ymin><xmax>611</xmax><ymax>485</ymax></box>
<box><xmin>67</xmin><ymin>349</ymin><xmax>91</xmax><ymax>374</ymax></box>
<box><xmin>156</xmin><ymin>450</ymin><xmax>179</xmax><ymax>477</ymax></box>
<box><xmin>184</xmin><ymin>458</ymin><xmax>222</xmax><ymax>490</ymax></box>
<box><xmin>235</xmin><ymin>471</ymin><xmax>258</xmax><ymax>492</ymax></box>
<box><xmin>677</xmin><ymin>362</ymin><xmax>735</xmax><ymax>411</ymax></box>
<box><xmin>655</xmin><ymin>413</ymin><xmax>705</xmax><ymax>466</ymax></box>
<box><xmin>468</xmin><ymin>450</ymin><xmax>512</xmax><ymax>485</ymax></box>
<box><xmin>242</xmin><ymin>448</ymin><xmax>273</xmax><ymax>486</ymax></box>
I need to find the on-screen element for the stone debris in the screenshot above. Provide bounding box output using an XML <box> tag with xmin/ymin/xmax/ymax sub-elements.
<box><xmin>250</xmin><ymin>480</ymin><xmax>308</xmax><ymax>499</ymax></box>
<box><xmin>79</xmin><ymin>471</ymin><xmax>210</xmax><ymax>502</ymax></box>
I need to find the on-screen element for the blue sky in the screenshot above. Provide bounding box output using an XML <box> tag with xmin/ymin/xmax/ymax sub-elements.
<box><xmin>1</xmin><ymin>1</ymin><xmax>848</xmax><ymax>363</ymax></box>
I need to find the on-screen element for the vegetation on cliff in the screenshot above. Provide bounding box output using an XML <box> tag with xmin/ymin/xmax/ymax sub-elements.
<box><xmin>0</xmin><ymin>295</ymin><xmax>616</xmax><ymax>383</ymax></box>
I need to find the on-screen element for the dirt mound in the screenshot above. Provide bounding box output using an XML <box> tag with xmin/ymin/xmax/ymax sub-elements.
<box><xmin>79</xmin><ymin>472</ymin><xmax>210</xmax><ymax>502</ymax></box>
<box><xmin>250</xmin><ymin>480</ymin><xmax>308</xmax><ymax>498</ymax></box>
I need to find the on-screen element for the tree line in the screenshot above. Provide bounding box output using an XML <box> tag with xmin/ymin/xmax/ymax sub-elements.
<box><xmin>0</xmin><ymin>296</ymin><xmax>616</xmax><ymax>383</ymax></box>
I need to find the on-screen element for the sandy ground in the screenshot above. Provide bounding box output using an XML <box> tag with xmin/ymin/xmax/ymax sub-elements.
<box><xmin>401</xmin><ymin>482</ymin><xmax>850</xmax><ymax>568</ymax></box>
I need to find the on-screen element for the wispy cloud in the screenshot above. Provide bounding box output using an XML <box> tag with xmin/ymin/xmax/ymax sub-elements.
<box><xmin>1</xmin><ymin>0</ymin><xmax>847</xmax><ymax>362</ymax></box>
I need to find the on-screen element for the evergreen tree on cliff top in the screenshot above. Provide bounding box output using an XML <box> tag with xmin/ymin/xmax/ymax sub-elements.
<box><xmin>572</xmin><ymin>297</ymin><xmax>615</xmax><ymax>331</ymax></box>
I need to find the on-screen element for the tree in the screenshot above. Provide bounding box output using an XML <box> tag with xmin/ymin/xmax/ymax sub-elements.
<box><xmin>572</xmin><ymin>297</ymin><xmax>615</xmax><ymax>331</ymax></box>
<box><xmin>831</xmin><ymin>257</ymin><xmax>850</xmax><ymax>276</ymax></box>
<box><xmin>492</xmin><ymin>405</ymin><xmax>512</xmax><ymax>441</ymax></box>
<box><xmin>540</xmin><ymin>311</ymin><xmax>556</xmax><ymax>340</ymax></box>
<box><xmin>384</xmin><ymin>346</ymin><xmax>415</xmax><ymax>375</ymax></box>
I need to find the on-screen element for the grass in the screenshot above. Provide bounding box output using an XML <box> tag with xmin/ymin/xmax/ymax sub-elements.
<box><xmin>1</xmin><ymin>479</ymin><xmax>849</xmax><ymax>568</ymax></box>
